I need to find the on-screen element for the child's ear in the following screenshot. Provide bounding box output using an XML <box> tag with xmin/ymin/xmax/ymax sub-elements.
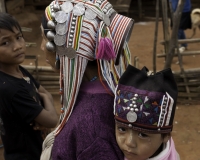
<box><xmin>163</xmin><ymin>133</ymin><xmax>171</xmax><ymax>143</ymax></box>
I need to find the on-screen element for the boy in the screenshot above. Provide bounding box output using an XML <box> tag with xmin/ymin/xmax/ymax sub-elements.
<box><xmin>0</xmin><ymin>13</ymin><xmax>58</xmax><ymax>160</ymax></box>
<box><xmin>114</xmin><ymin>65</ymin><xmax>180</xmax><ymax>160</ymax></box>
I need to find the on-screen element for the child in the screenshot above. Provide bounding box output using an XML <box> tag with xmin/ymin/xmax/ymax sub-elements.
<box><xmin>114</xmin><ymin>65</ymin><xmax>180</xmax><ymax>160</ymax></box>
<box><xmin>0</xmin><ymin>13</ymin><xmax>58</xmax><ymax>160</ymax></box>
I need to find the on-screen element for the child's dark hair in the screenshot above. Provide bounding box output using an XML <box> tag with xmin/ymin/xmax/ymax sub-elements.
<box><xmin>0</xmin><ymin>13</ymin><xmax>22</xmax><ymax>33</ymax></box>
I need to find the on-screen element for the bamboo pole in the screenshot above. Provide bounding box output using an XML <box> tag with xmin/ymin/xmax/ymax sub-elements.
<box><xmin>0</xmin><ymin>0</ymin><xmax>6</xmax><ymax>13</ymax></box>
<box><xmin>153</xmin><ymin>0</ymin><xmax>160</xmax><ymax>73</ymax></box>
<box><xmin>160</xmin><ymin>38</ymin><xmax>200</xmax><ymax>45</ymax></box>
<box><xmin>164</xmin><ymin>0</ymin><xmax>185</xmax><ymax>68</ymax></box>
<box><xmin>161</xmin><ymin>0</ymin><xmax>170</xmax><ymax>61</ymax></box>
<box><xmin>157</xmin><ymin>50</ymin><xmax>200</xmax><ymax>57</ymax></box>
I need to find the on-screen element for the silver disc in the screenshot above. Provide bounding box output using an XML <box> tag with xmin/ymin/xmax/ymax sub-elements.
<box><xmin>103</xmin><ymin>14</ymin><xmax>110</xmax><ymax>26</ymax></box>
<box><xmin>73</xmin><ymin>2</ymin><xmax>85</xmax><ymax>16</ymax></box>
<box><xmin>54</xmin><ymin>34</ymin><xmax>66</xmax><ymax>46</ymax></box>
<box><xmin>127</xmin><ymin>111</ymin><xmax>137</xmax><ymax>123</ymax></box>
<box><xmin>85</xmin><ymin>8</ymin><xmax>97</xmax><ymax>20</ymax></box>
<box><xmin>56</xmin><ymin>46</ymin><xmax>68</xmax><ymax>56</ymax></box>
<box><xmin>55</xmin><ymin>22</ymin><xmax>68</xmax><ymax>35</ymax></box>
<box><xmin>55</xmin><ymin>11</ymin><xmax>68</xmax><ymax>23</ymax></box>
<box><xmin>61</xmin><ymin>1</ymin><xmax>73</xmax><ymax>13</ymax></box>
<box><xmin>66</xmin><ymin>47</ymin><xmax>77</xmax><ymax>59</ymax></box>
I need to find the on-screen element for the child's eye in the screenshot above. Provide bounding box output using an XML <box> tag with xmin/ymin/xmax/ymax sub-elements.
<box><xmin>17</xmin><ymin>35</ymin><xmax>23</xmax><ymax>40</ymax></box>
<box><xmin>118</xmin><ymin>127</ymin><xmax>126</xmax><ymax>132</ymax></box>
<box><xmin>138</xmin><ymin>132</ymin><xmax>148</xmax><ymax>138</ymax></box>
<box><xmin>0</xmin><ymin>41</ymin><xmax>9</xmax><ymax>46</ymax></box>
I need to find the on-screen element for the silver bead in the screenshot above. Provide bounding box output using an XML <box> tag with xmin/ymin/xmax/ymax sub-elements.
<box><xmin>47</xmin><ymin>31</ymin><xmax>55</xmax><ymax>41</ymax></box>
<box><xmin>46</xmin><ymin>42</ymin><xmax>56</xmax><ymax>52</ymax></box>
<box><xmin>53</xmin><ymin>4</ymin><xmax>61</xmax><ymax>11</ymax></box>
<box><xmin>47</xmin><ymin>20</ymin><xmax>56</xmax><ymax>29</ymax></box>
<box><xmin>51</xmin><ymin>12</ymin><xmax>55</xmax><ymax>19</ymax></box>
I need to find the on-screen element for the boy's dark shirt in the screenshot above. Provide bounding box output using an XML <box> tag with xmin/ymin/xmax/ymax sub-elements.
<box><xmin>0</xmin><ymin>66</ymin><xmax>43</xmax><ymax>160</ymax></box>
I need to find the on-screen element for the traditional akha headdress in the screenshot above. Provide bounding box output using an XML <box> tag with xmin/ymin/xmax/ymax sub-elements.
<box><xmin>41</xmin><ymin>0</ymin><xmax>134</xmax><ymax>159</ymax></box>
<box><xmin>114</xmin><ymin>65</ymin><xmax>178</xmax><ymax>133</ymax></box>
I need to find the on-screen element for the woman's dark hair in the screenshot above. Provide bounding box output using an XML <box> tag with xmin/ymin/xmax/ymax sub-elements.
<box><xmin>0</xmin><ymin>13</ymin><xmax>22</xmax><ymax>33</ymax></box>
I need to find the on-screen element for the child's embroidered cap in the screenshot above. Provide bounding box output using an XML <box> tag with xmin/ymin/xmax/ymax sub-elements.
<box><xmin>114</xmin><ymin>65</ymin><xmax>178</xmax><ymax>133</ymax></box>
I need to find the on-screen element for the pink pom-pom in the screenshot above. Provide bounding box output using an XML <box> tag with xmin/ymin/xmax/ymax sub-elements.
<box><xmin>96</xmin><ymin>37</ymin><xmax>116</xmax><ymax>60</ymax></box>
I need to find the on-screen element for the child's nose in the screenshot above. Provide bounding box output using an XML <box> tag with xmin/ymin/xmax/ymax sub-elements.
<box><xmin>125</xmin><ymin>130</ymin><xmax>137</xmax><ymax>148</ymax></box>
<box><xmin>13</xmin><ymin>41</ymin><xmax>22</xmax><ymax>51</ymax></box>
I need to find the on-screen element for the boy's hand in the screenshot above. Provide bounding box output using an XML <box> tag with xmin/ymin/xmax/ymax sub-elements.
<box><xmin>31</xmin><ymin>122</ymin><xmax>52</xmax><ymax>139</ymax></box>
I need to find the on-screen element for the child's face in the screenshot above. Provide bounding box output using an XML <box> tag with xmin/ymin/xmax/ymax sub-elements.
<box><xmin>0</xmin><ymin>27</ymin><xmax>26</xmax><ymax>65</ymax></box>
<box><xmin>115</xmin><ymin>122</ymin><xmax>169</xmax><ymax>160</ymax></box>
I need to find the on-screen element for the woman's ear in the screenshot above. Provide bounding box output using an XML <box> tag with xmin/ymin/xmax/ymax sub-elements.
<box><xmin>162</xmin><ymin>133</ymin><xmax>171</xmax><ymax>143</ymax></box>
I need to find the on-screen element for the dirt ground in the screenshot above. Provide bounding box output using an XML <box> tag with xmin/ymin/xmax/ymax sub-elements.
<box><xmin>0</xmin><ymin>6</ymin><xmax>200</xmax><ymax>160</ymax></box>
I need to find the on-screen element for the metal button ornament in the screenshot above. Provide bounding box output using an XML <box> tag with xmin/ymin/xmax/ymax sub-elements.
<box><xmin>47</xmin><ymin>31</ymin><xmax>55</xmax><ymax>41</ymax></box>
<box><xmin>85</xmin><ymin>8</ymin><xmax>97</xmax><ymax>20</ymax></box>
<box><xmin>61</xmin><ymin>1</ymin><xmax>73</xmax><ymax>13</ymax></box>
<box><xmin>47</xmin><ymin>20</ymin><xmax>56</xmax><ymax>29</ymax></box>
<box><xmin>73</xmin><ymin>2</ymin><xmax>85</xmax><ymax>16</ymax></box>
<box><xmin>55</xmin><ymin>11</ymin><xmax>68</xmax><ymax>23</ymax></box>
<box><xmin>55</xmin><ymin>22</ymin><xmax>68</xmax><ymax>35</ymax></box>
<box><xmin>54</xmin><ymin>34</ymin><xmax>66</xmax><ymax>46</ymax></box>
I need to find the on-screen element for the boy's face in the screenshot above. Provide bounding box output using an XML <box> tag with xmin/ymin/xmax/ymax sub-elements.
<box><xmin>115</xmin><ymin>122</ymin><xmax>170</xmax><ymax>160</ymax></box>
<box><xmin>40</xmin><ymin>25</ymin><xmax>58</xmax><ymax>72</ymax></box>
<box><xmin>0</xmin><ymin>27</ymin><xmax>26</xmax><ymax>65</ymax></box>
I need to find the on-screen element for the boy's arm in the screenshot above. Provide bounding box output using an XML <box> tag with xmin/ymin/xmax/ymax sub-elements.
<box><xmin>34</xmin><ymin>85</ymin><xmax>59</xmax><ymax>128</ymax></box>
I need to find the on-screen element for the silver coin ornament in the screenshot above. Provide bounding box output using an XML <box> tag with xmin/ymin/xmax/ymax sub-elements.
<box><xmin>47</xmin><ymin>20</ymin><xmax>56</xmax><ymax>29</ymax></box>
<box><xmin>55</xmin><ymin>22</ymin><xmax>68</xmax><ymax>35</ymax></box>
<box><xmin>103</xmin><ymin>14</ymin><xmax>110</xmax><ymax>26</ymax></box>
<box><xmin>47</xmin><ymin>31</ymin><xmax>56</xmax><ymax>41</ymax></box>
<box><xmin>127</xmin><ymin>111</ymin><xmax>137</xmax><ymax>123</ymax></box>
<box><xmin>85</xmin><ymin>8</ymin><xmax>97</xmax><ymax>20</ymax></box>
<box><xmin>56</xmin><ymin>46</ymin><xmax>68</xmax><ymax>57</ymax></box>
<box><xmin>73</xmin><ymin>2</ymin><xmax>85</xmax><ymax>16</ymax></box>
<box><xmin>61</xmin><ymin>1</ymin><xmax>73</xmax><ymax>13</ymax></box>
<box><xmin>54</xmin><ymin>34</ymin><xmax>67</xmax><ymax>46</ymax></box>
<box><xmin>66</xmin><ymin>47</ymin><xmax>77</xmax><ymax>59</ymax></box>
<box><xmin>46</xmin><ymin>41</ymin><xmax>56</xmax><ymax>52</ymax></box>
<box><xmin>55</xmin><ymin>11</ymin><xmax>68</xmax><ymax>23</ymax></box>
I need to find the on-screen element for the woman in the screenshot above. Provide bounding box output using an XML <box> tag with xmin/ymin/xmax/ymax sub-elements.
<box><xmin>40</xmin><ymin>0</ymin><xmax>134</xmax><ymax>159</ymax></box>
